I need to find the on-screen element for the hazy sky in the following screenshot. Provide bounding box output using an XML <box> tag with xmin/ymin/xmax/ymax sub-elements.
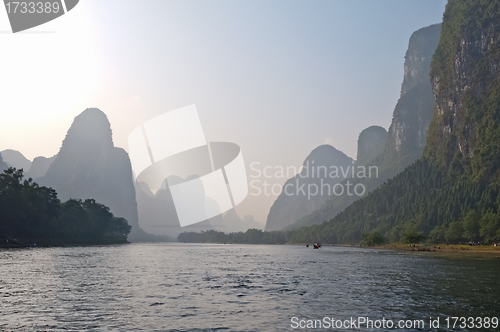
<box><xmin>0</xmin><ymin>0</ymin><xmax>446</xmax><ymax>223</ymax></box>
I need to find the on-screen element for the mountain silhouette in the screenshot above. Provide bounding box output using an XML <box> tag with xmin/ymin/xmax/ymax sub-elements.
<box><xmin>26</xmin><ymin>155</ymin><xmax>56</xmax><ymax>179</ymax></box>
<box><xmin>38</xmin><ymin>108</ymin><xmax>154</xmax><ymax>241</ymax></box>
<box><xmin>265</xmin><ymin>144</ymin><xmax>353</xmax><ymax>231</ymax></box>
<box><xmin>288</xmin><ymin>24</ymin><xmax>441</xmax><ymax>230</ymax></box>
<box><xmin>0</xmin><ymin>149</ymin><xmax>31</xmax><ymax>171</ymax></box>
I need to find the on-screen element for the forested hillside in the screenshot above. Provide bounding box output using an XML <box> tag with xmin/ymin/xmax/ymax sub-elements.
<box><xmin>287</xmin><ymin>0</ymin><xmax>500</xmax><ymax>245</ymax></box>
<box><xmin>288</xmin><ymin>23</ymin><xmax>442</xmax><ymax>230</ymax></box>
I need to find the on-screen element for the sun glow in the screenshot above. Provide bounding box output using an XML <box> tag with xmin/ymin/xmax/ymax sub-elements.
<box><xmin>0</xmin><ymin>3</ymin><xmax>98</xmax><ymax>160</ymax></box>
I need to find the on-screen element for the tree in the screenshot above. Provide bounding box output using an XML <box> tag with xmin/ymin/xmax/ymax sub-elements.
<box><xmin>0</xmin><ymin>168</ymin><xmax>130</xmax><ymax>244</ymax></box>
<box><xmin>463</xmin><ymin>210</ymin><xmax>481</xmax><ymax>242</ymax></box>
<box><xmin>479</xmin><ymin>212</ymin><xmax>500</xmax><ymax>244</ymax></box>
<box><xmin>247</xmin><ymin>228</ymin><xmax>264</xmax><ymax>244</ymax></box>
<box><xmin>362</xmin><ymin>231</ymin><xmax>385</xmax><ymax>246</ymax></box>
<box><xmin>403</xmin><ymin>231</ymin><xmax>425</xmax><ymax>244</ymax></box>
<box><xmin>428</xmin><ymin>225</ymin><xmax>446</xmax><ymax>243</ymax></box>
<box><xmin>445</xmin><ymin>222</ymin><xmax>464</xmax><ymax>244</ymax></box>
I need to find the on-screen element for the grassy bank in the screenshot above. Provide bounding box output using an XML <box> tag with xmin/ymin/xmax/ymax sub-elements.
<box><xmin>370</xmin><ymin>242</ymin><xmax>500</xmax><ymax>257</ymax></box>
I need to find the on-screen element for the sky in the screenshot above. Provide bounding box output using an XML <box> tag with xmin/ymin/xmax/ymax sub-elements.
<box><xmin>0</xmin><ymin>0</ymin><xmax>447</xmax><ymax>224</ymax></box>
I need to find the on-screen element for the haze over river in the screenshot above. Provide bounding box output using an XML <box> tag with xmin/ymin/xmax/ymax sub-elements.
<box><xmin>0</xmin><ymin>244</ymin><xmax>499</xmax><ymax>331</ymax></box>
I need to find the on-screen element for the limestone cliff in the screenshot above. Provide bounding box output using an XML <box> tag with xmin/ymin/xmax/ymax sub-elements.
<box><xmin>382</xmin><ymin>24</ymin><xmax>441</xmax><ymax>164</ymax></box>
<box><xmin>286</xmin><ymin>24</ymin><xmax>442</xmax><ymax>230</ymax></box>
<box><xmin>356</xmin><ymin>126</ymin><xmax>387</xmax><ymax>166</ymax></box>
<box><xmin>265</xmin><ymin>145</ymin><xmax>353</xmax><ymax>231</ymax></box>
<box><xmin>39</xmin><ymin>108</ymin><xmax>151</xmax><ymax>241</ymax></box>
<box><xmin>425</xmin><ymin>0</ymin><xmax>500</xmax><ymax>184</ymax></box>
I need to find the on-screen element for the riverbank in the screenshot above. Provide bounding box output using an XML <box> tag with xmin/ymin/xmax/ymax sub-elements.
<box><xmin>370</xmin><ymin>243</ymin><xmax>500</xmax><ymax>257</ymax></box>
<box><xmin>291</xmin><ymin>242</ymin><xmax>500</xmax><ymax>257</ymax></box>
<box><xmin>0</xmin><ymin>238</ymin><xmax>129</xmax><ymax>248</ymax></box>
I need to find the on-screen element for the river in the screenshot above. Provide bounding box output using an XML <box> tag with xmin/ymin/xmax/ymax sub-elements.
<box><xmin>0</xmin><ymin>243</ymin><xmax>499</xmax><ymax>331</ymax></box>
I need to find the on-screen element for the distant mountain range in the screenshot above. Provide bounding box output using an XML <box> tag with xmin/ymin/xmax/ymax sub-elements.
<box><xmin>280</xmin><ymin>23</ymin><xmax>442</xmax><ymax>231</ymax></box>
<box><xmin>33</xmin><ymin>108</ymin><xmax>164</xmax><ymax>242</ymax></box>
<box><xmin>0</xmin><ymin>149</ymin><xmax>32</xmax><ymax>172</ymax></box>
<box><xmin>265</xmin><ymin>145</ymin><xmax>353</xmax><ymax>231</ymax></box>
<box><xmin>6</xmin><ymin>0</ymin><xmax>496</xmax><ymax>246</ymax></box>
<box><xmin>1</xmin><ymin>109</ymin><xmax>260</xmax><ymax>241</ymax></box>
<box><xmin>1</xmin><ymin>109</ymin><xmax>161</xmax><ymax>241</ymax></box>
<box><xmin>136</xmin><ymin>178</ymin><xmax>262</xmax><ymax>238</ymax></box>
<box><xmin>26</xmin><ymin>155</ymin><xmax>57</xmax><ymax>179</ymax></box>
<box><xmin>287</xmin><ymin>0</ymin><xmax>500</xmax><ymax>245</ymax></box>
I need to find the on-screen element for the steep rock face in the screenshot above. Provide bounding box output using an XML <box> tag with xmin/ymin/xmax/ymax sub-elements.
<box><xmin>0</xmin><ymin>149</ymin><xmax>31</xmax><ymax>171</ymax></box>
<box><xmin>425</xmin><ymin>0</ymin><xmax>500</xmax><ymax>183</ymax></box>
<box><xmin>265</xmin><ymin>145</ymin><xmax>353</xmax><ymax>231</ymax></box>
<box><xmin>401</xmin><ymin>24</ymin><xmax>443</xmax><ymax>96</ymax></box>
<box><xmin>356</xmin><ymin>126</ymin><xmax>387</xmax><ymax>166</ymax></box>
<box><xmin>39</xmin><ymin>108</ymin><xmax>148</xmax><ymax>241</ymax></box>
<box><xmin>382</xmin><ymin>24</ymin><xmax>441</xmax><ymax>163</ymax></box>
<box><xmin>288</xmin><ymin>24</ymin><xmax>442</xmax><ymax>230</ymax></box>
<box><xmin>26</xmin><ymin>155</ymin><xmax>56</xmax><ymax>179</ymax></box>
<box><xmin>287</xmin><ymin>0</ymin><xmax>500</xmax><ymax>245</ymax></box>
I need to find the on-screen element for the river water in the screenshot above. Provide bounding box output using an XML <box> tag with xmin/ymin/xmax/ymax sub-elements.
<box><xmin>0</xmin><ymin>243</ymin><xmax>499</xmax><ymax>331</ymax></box>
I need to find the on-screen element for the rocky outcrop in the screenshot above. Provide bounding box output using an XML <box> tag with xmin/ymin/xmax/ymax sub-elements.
<box><xmin>356</xmin><ymin>126</ymin><xmax>387</xmax><ymax>166</ymax></box>
<box><xmin>265</xmin><ymin>145</ymin><xmax>353</xmax><ymax>231</ymax></box>
<box><xmin>0</xmin><ymin>150</ymin><xmax>55</xmax><ymax>179</ymax></box>
<box><xmin>0</xmin><ymin>149</ymin><xmax>31</xmax><ymax>171</ymax></box>
<box><xmin>382</xmin><ymin>24</ymin><xmax>441</xmax><ymax>163</ymax></box>
<box><xmin>26</xmin><ymin>155</ymin><xmax>56</xmax><ymax>179</ymax></box>
<box><xmin>288</xmin><ymin>0</ymin><xmax>500</xmax><ymax>244</ymax></box>
<box><xmin>286</xmin><ymin>24</ymin><xmax>442</xmax><ymax>230</ymax></box>
<box><xmin>425</xmin><ymin>2</ymin><xmax>500</xmax><ymax>183</ymax></box>
<box><xmin>39</xmin><ymin>108</ymin><xmax>151</xmax><ymax>241</ymax></box>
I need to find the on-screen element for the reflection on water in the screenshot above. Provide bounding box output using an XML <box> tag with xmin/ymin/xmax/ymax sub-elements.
<box><xmin>0</xmin><ymin>244</ymin><xmax>499</xmax><ymax>331</ymax></box>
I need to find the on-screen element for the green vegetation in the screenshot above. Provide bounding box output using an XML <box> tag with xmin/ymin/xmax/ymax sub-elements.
<box><xmin>283</xmin><ymin>159</ymin><xmax>495</xmax><ymax>245</ymax></box>
<box><xmin>0</xmin><ymin>168</ymin><xmax>131</xmax><ymax>246</ymax></box>
<box><xmin>403</xmin><ymin>232</ymin><xmax>425</xmax><ymax>245</ymax></box>
<box><xmin>426</xmin><ymin>0</ymin><xmax>500</xmax><ymax>180</ymax></box>
<box><xmin>172</xmin><ymin>0</ymin><xmax>500</xmax><ymax>248</ymax></box>
<box><xmin>445</xmin><ymin>222</ymin><xmax>465</xmax><ymax>244</ymax></box>
<box><xmin>178</xmin><ymin>229</ymin><xmax>292</xmax><ymax>244</ymax></box>
<box><xmin>275</xmin><ymin>159</ymin><xmax>500</xmax><ymax>246</ymax></box>
<box><xmin>362</xmin><ymin>231</ymin><xmax>385</xmax><ymax>246</ymax></box>
<box><xmin>179</xmin><ymin>1</ymin><xmax>500</xmax><ymax>248</ymax></box>
<box><xmin>283</xmin><ymin>0</ymin><xmax>500</xmax><ymax>247</ymax></box>
<box><xmin>288</xmin><ymin>24</ymin><xmax>440</xmax><ymax>231</ymax></box>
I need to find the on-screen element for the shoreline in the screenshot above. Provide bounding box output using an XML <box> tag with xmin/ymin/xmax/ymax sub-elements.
<box><xmin>375</xmin><ymin>243</ymin><xmax>500</xmax><ymax>256</ymax></box>
<box><xmin>3</xmin><ymin>241</ymin><xmax>500</xmax><ymax>258</ymax></box>
<box><xmin>0</xmin><ymin>239</ymin><xmax>129</xmax><ymax>249</ymax></box>
<box><xmin>290</xmin><ymin>242</ymin><xmax>500</xmax><ymax>257</ymax></box>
